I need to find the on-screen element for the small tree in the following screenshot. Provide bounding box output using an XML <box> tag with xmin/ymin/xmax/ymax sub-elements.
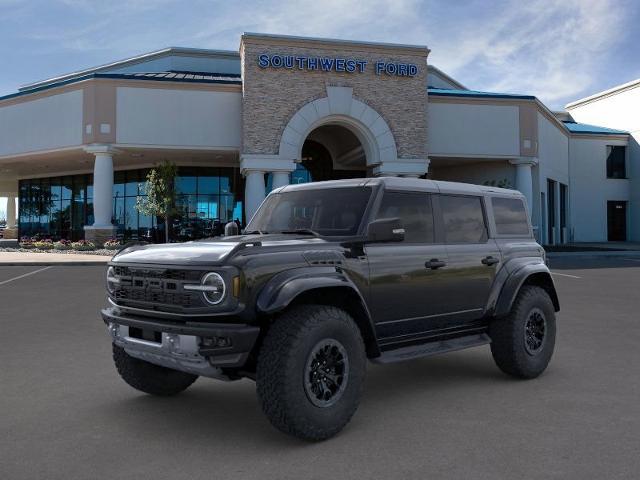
<box><xmin>136</xmin><ymin>161</ymin><xmax>178</xmax><ymax>243</ymax></box>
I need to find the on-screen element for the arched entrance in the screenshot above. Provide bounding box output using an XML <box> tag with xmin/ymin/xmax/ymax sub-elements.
<box><xmin>299</xmin><ymin>124</ymin><xmax>367</xmax><ymax>182</ymax></box>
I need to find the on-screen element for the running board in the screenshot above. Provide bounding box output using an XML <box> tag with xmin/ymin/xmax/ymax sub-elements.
<box><xmin>372</xmin><ymin>333</ymin><xmax>491</xmax><ymax>364</ymax></box>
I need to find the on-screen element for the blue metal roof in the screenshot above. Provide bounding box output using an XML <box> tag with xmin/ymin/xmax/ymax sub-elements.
<box><xmin>428</xmin><ymin>87</ymin><xmax>536</xmax><ymax>100</ymax></box>
<box><xmin>562</xmin><ymin>121</ymin><xmax>628</xmax><ymax>135</ymax></box>
<box><xmin>0</xmin><ymin>71</ymin><xmax>242</xmax><ymax>102</ymax></box>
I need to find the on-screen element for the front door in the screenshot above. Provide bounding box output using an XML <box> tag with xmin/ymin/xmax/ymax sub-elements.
<box><xmin>607</xmin><ymin>201</ymin><xmax>627</xmax><ymax>241</ymax></box>
<box><xmin>437</xmin><ymin>194</ymin><xmax>500</xmax><ymax>323</ymax></box>
<box><xmin>366</xmin><ymin>191</ymin><xmax>449</xmax><ymax>342</ymax></box>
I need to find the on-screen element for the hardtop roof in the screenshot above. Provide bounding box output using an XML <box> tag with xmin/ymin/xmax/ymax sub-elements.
<box><xmin>275</xmin><ymin>177</ymin><xmax>523</xmax><ymax>197</ymax></box>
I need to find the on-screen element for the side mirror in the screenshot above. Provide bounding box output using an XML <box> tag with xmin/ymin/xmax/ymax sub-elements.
<box><xmin>366</xmin><ymin>217</ymin><xmax>405</xmax><ymax>243</ymax></box>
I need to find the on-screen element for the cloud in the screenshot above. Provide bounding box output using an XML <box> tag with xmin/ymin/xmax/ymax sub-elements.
<box><xmin>1</xmin><ymin>0</ymin><xmax>636</xmax><ymax>108</ymax></box>
<box><xmin>429</xmin><ymin>0</ymin><xmax>631</xmax><ymax>107</ymax></box>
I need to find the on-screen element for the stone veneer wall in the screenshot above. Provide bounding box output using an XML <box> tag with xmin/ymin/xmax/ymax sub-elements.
<box><xmin>240</xmin><ymin>36</ymin><xmax>429</xmax><ymax>161</ymax></box>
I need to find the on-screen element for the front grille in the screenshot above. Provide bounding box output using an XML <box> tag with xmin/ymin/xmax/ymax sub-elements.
<box><xmin>112</xmin><ymin>266</ymin><xmax>205</xmax><ymax>309</ymax></box>
<box><xmin>114</xmin><ymin>288</ymin><xmax>195</xmax><ymax>307</ymax></box>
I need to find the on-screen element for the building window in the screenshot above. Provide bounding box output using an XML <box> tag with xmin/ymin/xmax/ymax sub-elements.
<box><xmin>606</xmin><ymin>146</ymin><xmax>626</xmax><ymax>179</ymax></box>
<box><xmin>18</xmin><ymin>167</ymin><xmax>243</xmax><ymax>242</ymax></box>
<box><xmin>440</xmin><ymin>195</ymin><xmax>488</xmax><ymax>244</ymax></box>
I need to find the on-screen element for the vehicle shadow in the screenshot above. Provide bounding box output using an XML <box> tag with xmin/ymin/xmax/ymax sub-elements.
<box><xmin>100</xmin><ymin>348</ymin><xmax>506</xmax><ymax>447</ymax></box>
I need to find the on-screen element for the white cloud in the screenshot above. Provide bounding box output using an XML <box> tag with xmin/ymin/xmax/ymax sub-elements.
<box><xmin>430</xmin><ymin>0</ymin><xmax>629</xmax><ymax>107</ymax></box>
<box><xmin>4</xmin><ymin>0</ymin><xmax>634</xmax><ymax>109</ymax></box>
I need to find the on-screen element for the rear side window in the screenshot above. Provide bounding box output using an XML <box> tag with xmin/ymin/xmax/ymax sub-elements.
<box><xmin>492</xmin><ymin>197</ymin><xmax>530</xmax><ymax>235</ymax></box>
<box><xmin>376</xmin><ymin>191</ymin><xmax>434</xmax><ymax>243</ymax></box>
<box><xmin>440</xmin><ymin>195</ymin><xmax>488</xmax><ymax>243</ymax></box>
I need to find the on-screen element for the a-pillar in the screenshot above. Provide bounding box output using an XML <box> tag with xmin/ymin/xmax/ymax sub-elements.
<box><xmin>241</xmin><ymin>154</ymin><xmax>295</xmax><ymax>222</ymax></box>
<box><xmin>84</xmin><ymin>145</ymin><xmax>118</xmax><ymax>245</ymax></box>
<box><xmin>509</xmin><ymin>158</ymin><xmax>538</xmax><ymax>217</ymax></box>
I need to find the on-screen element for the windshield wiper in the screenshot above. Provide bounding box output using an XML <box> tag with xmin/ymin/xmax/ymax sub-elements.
<box><xmin>279</xmin><ymin>229</ymin><xmax>320</xmax><ymax>237</ymax></box>
<box><xmin>244</xmin><ymin>230</ymin><xmax>268</xmax><ymax>235</ymax></box>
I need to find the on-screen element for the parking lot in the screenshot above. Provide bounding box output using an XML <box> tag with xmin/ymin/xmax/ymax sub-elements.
<box><xmin>1</xmin><ymin>257</ymin><xmax>639</xmax><ymax>480</ymax></box>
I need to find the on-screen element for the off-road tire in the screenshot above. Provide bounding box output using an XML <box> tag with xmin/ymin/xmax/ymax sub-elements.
<box><xmin>112</xmin><ymin>344</ymin><xmax>198</xmax><ymax>396</ymax></box>
<box><xmin>256</xmin><ymin>304</ymin><xmax>366</xmax><ymax>441</ymax></box>
<box><xmin>490</xmin><ymin>285</ymin><xmax>556</xmax><ymax>379</ymax></box>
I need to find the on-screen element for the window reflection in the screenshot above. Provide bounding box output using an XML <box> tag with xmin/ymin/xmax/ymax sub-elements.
<box><xmin>18</xmin><ymin>167</ymin><xmax>244</xmax><ymax>242</ymax></box>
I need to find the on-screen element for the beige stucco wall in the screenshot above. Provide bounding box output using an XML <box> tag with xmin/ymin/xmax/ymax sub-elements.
<box><xmin>116</xmin><ymin>86</ymin><xmax>242</xmax><ymax>148</ymax></box>
<box><xmin>240</xmin><ymin>35</ymin><xmax>429</xmax><ymax>161</ymax></box>
<box><xmin>427</xmin><ymin>102</ymin><xmax>520</xmax><ymax>157</ymax></box>
<box><xmin>0</xmin><ymin>89</ymin><xmax>83</xmax><ymax>157</ymax></box>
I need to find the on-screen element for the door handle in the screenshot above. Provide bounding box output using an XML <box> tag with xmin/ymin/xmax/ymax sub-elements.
<box><xmin>425</xmin><ymin>258</ymin><xmax>446</xmax><ymax>270</ymax></box>
<box><xmin>481</xmin><ymin>256</ymin><xmax>500</xmax><ymax>266</ymax></box>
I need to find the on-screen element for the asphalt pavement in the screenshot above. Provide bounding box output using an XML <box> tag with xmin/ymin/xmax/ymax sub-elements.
<box><xmin>1</xmin><ymin>257</ymin><xmax>639</xmax><ymax>480</ymax></box>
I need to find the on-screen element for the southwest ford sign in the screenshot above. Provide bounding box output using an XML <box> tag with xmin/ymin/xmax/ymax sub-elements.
<box><xmin>257</xmin><ymin>54</ymin><xmax>418</xmax><ymax>77</ymax></box>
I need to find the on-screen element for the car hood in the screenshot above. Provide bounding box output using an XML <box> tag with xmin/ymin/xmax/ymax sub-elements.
<box><xmin>111</xmin><ymin>235</ymin><xmax>331</xmax><ymax>266</ymax></box>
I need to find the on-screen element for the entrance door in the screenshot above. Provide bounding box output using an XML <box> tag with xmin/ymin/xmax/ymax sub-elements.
<box><xmin>547</xmin><ymin>179</ymin><xmax>556</xmax><ymax>244</ymax></box>
<box><xmin>607</xmin><ymin>201</ymin><xmax>627</xmax><ymax>241</ymax></box>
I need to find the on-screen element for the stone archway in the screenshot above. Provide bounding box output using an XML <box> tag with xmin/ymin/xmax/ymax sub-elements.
<box><xmin>278</xmin><ymin>86</ymin><xmax>398</xmax><ymax>169</ymax></box>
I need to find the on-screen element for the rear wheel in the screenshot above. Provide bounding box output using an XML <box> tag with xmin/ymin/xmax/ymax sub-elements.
<box><xmin>256</xmin><ymin>304</ymin><xmax>366</xmax><ymax>441</ymax></box>
<box><xmin>489</xmin><ymin>286</ymin><xmax>556</xmax><ymax>379</ymax></box>
<box><xmin>112</xmin><ymin>344</ymin><xmax>198</xmax><ymax>396</ymax></box>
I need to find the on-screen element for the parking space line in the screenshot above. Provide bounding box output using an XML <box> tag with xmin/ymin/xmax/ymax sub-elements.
<box><xmin>0</xmin><ymin>266</ymin><xmax>52</xmax><ymax>287</ymax></box>
<box><xmin>551</xmin><ymin>272</ymin><xmax>582</xmax><ymax>279</ymax></box>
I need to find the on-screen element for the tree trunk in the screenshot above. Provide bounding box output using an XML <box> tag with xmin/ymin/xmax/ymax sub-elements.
<box><xmin>164</xmin><ymin>216</ymin><xmax>170</xmax><ymax>243</ymax></box>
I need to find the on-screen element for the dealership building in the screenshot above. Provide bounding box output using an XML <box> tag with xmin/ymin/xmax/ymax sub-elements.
<box><xmin>0</xmin><ymin>33</ymin><xmax>636</xmax><ymax>244</ymax></box>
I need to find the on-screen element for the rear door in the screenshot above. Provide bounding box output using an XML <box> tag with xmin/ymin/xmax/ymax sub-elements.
<box><xmin>436</xmin><ymin>194</ymin><xmax>500</xmax><ymax>324</ymax></box>
<box><xmin>365</xmin><ymin>190</ymin><xmax>449</xmax><ymax>341</ymax></box>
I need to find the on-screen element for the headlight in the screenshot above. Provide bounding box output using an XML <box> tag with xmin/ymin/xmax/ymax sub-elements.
<box><xmin>106</xmin><ymin>266</ymin><xmax>119</xmax><ymax>295</ymax></box>
<box><xmin>184</xmin><ymin>272</ymin><xmax>226</xmax><ymax>305</ymax></box>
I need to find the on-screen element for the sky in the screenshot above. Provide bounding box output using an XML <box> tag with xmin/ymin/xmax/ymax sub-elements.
<box><xmin>1</xmin><ymin>0</ymin><xmax>640</xmax><ymax>218</ymax></box>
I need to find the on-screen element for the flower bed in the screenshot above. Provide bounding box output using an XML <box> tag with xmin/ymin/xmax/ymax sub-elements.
<box><xmin>103</xmin><ymin>238</ymin><xmax>123</xmax><ymax>250</ymax></box>
<box><xmin>71</xmin><ymin>240</ymin><xmax>96</xmax><ymax>251</ymax></box>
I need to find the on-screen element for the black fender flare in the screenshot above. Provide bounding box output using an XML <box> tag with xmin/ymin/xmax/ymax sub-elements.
<box><xmin>256</xmin><ymin>267</ymin><xmax>379</xmax><ymax>356</ymax></box>
<box><xmin>494</xmin><ymin>260</ymin><xmax>560</xmax><ymax>317</ymax></box>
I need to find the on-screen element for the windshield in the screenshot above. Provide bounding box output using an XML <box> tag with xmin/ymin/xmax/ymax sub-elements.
<box><xmin>245</xmin><ymin>186</ymin><xmax>373</xmax><ymax>237</ymax></box>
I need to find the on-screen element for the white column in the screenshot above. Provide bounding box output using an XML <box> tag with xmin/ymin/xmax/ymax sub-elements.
<box><xmin>241</xmin><ymin>154</ymin><xmax>295</xmax><ymax>222</ymax></box>
<box><xmin>244</xmin><ymin>170</ymin><xmax>266</xmax><ymax>222</ymax></box>
<box><xmin>6</xmin><ymin>195</ymin><xmax>16</xmax><ymax>229</ymax></box>
<box><xmin>510</xmin><ymin>158</ymin><xmax>538</xmax><ymax>217</ymax></box>
<box><xmin>271</xmin><ymin>171</ymin><xmax>290</xmax><ymax>190</ymax></box>
<box><xmin>88</xmin><ymin>147</ymin><xmax>115</xmax><ymax>227</ymax></box>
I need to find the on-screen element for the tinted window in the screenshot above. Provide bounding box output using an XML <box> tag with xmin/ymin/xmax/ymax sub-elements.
<box><xmin>606</xmin><ymin>146</ymin><xmax>626</xmax><ymax>179</ymax></box>
<box><xmin>246</xmin><ymin>187</ymin><xmax>372</xmax><ymax>237</ymax></box>
<box><xmin>376</xmin><ymin>191</ymin><xmax>434</xmax><ymax>243</ymax></box>
<box><xmin>492</xmin><ymin>197</ymin><xmax>530</xmax><ymax>235</ymax></box>
<box><xmin>440</xmin><ymin>195</ymin><xmax>487</xmax><ymax>243</ymax></box>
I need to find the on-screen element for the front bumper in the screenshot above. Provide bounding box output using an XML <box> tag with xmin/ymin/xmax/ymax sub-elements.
<box><xmin>102</xmin><ymin>307</ymin><xmax>260</xmax><ymax>378</ymax></box>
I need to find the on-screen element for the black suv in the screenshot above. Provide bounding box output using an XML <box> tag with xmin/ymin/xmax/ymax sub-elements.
<box><xmin>102</xmin><ymin>178</ymin><xmax>559</xmax><ymax>441</ymax></box>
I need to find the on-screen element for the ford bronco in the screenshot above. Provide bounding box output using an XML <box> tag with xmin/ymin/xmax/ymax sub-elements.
<box><xmin>102</xmin><ymin>177</ymin><xmax>559</xmax><ymax>441</ymax></box>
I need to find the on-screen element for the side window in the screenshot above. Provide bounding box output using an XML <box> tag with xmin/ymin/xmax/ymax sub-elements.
<box><xmin>606</xmin><ymin>146</ymin><xmax>626</xmax><ymax>179</ymax></box>
<box><xmin>492</xmin><ymin>197</ymin><xmax>530</xmax><ymax>235</ymax></box>
<box><xmin>376</xmin><ymin>191</ymin><xmax>434</xmax><ymax>243</ymax></box>
<box><xmin>440</xmin><ymin>195</ymin><xmax>487</xmax><ymax>243</ymax></box>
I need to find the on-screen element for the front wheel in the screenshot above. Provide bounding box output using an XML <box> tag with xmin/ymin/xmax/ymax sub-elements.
<box><xmin>489</xmin><ymin>285</ymin><xmax>557</xmax><ymax>379</ymax></box>
<box><xmin>256</xmin><ymin>304</ymin><xmax>366</xmax><ymax>441</ymax></box>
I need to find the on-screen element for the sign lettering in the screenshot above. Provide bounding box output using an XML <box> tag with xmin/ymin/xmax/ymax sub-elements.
<box><xmin>257</xmin><ymin>54</ymin><xmax>418</xmax><ymax>77</ymax></box>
